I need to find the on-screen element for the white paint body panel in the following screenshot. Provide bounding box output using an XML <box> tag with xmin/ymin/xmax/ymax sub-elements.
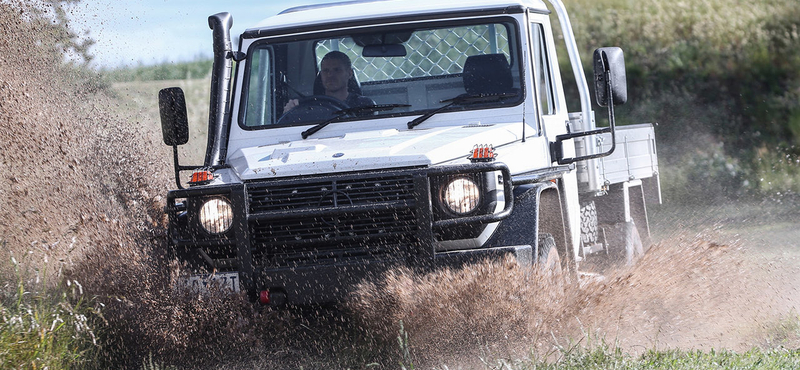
<box><xmin>250</xmin><ymin>0</ymin><xmax>550</xmax><ymax>34</ymax></box>
<box><xmin>225</xmin><ymin>2</ymin><xmax>580</xmax><ymax>256</ymax></box>
<box><xmin>228</xmin><ymin>121</ymin><xmax>524</xmax><ymax>181</ymax></box>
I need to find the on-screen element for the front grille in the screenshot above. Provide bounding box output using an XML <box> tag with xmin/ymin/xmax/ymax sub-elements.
<box><xmin>251</xmin><ymin>208</ymin><xmax>416</xmax><ymax>244</ymax></box>
<box><xmin>246</xmin><ymin>171</ymin><xmax>421</xmax><ymax>267</ymax></box>
<box><xmin>248</xmin><ymin>173</ymin><xmax>416</xmax><ymax>213</ymax></box>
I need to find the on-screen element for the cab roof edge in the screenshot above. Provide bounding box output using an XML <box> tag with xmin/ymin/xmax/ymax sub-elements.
<box><xmin>279</xmin><ymin>0</ymin><xmax>391</xmax><ymax>15</ymax></box>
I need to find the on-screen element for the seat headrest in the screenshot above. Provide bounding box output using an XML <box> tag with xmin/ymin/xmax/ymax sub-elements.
<box><xmin>462</xmin><ymin>54</ymin><xmax>513</xmax><ymax>95</ymax></box>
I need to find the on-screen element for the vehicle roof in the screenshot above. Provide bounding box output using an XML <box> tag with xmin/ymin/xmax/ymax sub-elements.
<box><xmin>246</xmin><ymin>0</ymin><xmax>549</xmax><ymax>37</ymax></box>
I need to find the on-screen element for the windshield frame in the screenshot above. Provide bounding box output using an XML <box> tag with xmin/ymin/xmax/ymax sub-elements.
<box><xmin>237</xmin><ymin>16</ymin><xmax>526</xmax><ymax>131</ymax></box>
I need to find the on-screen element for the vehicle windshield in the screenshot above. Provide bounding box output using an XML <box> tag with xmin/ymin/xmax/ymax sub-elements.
<box><xmin>240</xmin><ymin>18</ymin><xmax>522</xmax><ymax>129</ymax></box>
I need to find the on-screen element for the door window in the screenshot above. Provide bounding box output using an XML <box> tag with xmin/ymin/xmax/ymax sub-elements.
<box><xmin>531</xmin><ymin>23</ymin><xmax>555</xmax><ymax>116</ymax></box>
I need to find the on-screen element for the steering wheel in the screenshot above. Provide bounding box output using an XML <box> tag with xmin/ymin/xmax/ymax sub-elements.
<box><xmin>277</xmin><ymin>95</ymin><xmax>350</xmax><ymax>125</ymax></box>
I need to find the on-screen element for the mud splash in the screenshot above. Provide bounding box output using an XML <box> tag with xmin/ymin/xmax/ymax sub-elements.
<box><xmin>348</xmin><ymin>230</ymin><xmax>799</xmax><ymax>367</ymax></box>
<box><xmin>0</xmin><ymin>3</ymin><xmax>315</xmax><ymax>368</ymax></box>
<box><xmin>0</xmin><ymin>2</ymin><xmax>168</xmax><ymax>276</ymax></box>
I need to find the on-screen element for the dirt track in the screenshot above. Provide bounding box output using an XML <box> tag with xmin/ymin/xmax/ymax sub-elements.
<box><xmin>606</xmin><ymin>202</ymin><xmax>800</xmax><ymax>351</ymax></box>
<box><xmin>1</xmin><ymin>2</ymin><xmax>799</xmax><ymax>367</ymax></box>
<box><xmin>348</xmin><ymin>208</ymin><xmax>800</xmax><ymax>366</ymax></box>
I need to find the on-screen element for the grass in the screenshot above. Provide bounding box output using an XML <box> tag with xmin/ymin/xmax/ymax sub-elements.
<box><xmin>0</xmin><ymin>253</ymin><xmax>100</xmax><ymax>369</ymax></box>
<box><xmin>112</xmin><ymin>77</ymin><xmax>211</xmax><ymax>166</ymax></box>
<box><xmin>399</xmin><ymin>336</ymin><xmax>800</xmax><ymax>369</ymax></box>
<box><xmin>558</xmin><ymin>0</ymin><xmax>800</xmax><ymax>202</ymax></box>
<box><xmin>549</xmin><ymin>347</ymin><xmax>800</xmax><ymax>370</ymax></box>
<box><xmin>752</xmin><ymin>145</ymin><xmax>800</xmax><ymax>194</ymax></box>
<box><xmin>423</xmin><ymin>328</ymin><xmax>800</xmax><ymax>369</ymax></box>
<box><xmin>140</xmin><ymin>353</ymin><xmax>178</xmax><ymax>370</ymax></box>
<box><xmin>102</xmin><ymin>59</ymin><xmax>213</xmax><ymax>82</ymax></box>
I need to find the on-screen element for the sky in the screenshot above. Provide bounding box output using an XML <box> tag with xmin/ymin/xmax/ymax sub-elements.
<box><xmin>66</xmin><ymin>0</ymin><xmax>341</xmax><ymax>69</ymax></box>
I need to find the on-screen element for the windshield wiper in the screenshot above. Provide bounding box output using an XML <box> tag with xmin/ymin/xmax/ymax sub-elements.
<box><xmin>337</xmin><ymin>103</ymin><xmax>410</xmax><ymax>116</ymax></box>
<box><xmin>301</xmin><ymin>104</ymin><xmax>411</xmax><ymax>139</ymax></box>
<box><xmin>406</xmin><ymin>92</ymin><xmax>519</xmax><ymax>129</ymax></box>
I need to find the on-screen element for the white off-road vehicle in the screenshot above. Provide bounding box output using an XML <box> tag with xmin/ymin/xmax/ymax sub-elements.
<box><xmin>159</xmin><ymin>0</ymin><xmax>661</xmax><ymax>305</ymax></box>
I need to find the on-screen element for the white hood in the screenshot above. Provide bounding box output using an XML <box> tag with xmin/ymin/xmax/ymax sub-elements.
<box><xmin>228</xmin><ymin>122</ymin><xmax>522</xmax><ymax>180</ymax></box>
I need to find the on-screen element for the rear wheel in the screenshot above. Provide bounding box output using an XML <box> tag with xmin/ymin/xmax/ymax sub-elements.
<box><xmin>623</xmin><ymin>221</ymin><xmax>644</xmax><ymax>265</ymax></box>
<box><xmin>579</xmin><ymin>201</ymin><xmax>599</xmax><ymax>247</ymax></box>
<box><xmin>603</xmin><ymin>221</ymin><xmax>644</xmax><ymax>266</ymax></box>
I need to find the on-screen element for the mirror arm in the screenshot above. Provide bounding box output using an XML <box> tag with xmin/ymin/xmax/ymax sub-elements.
<box><xmin>551</xmin><ymin>69</ymin><xmax>617</xmax><ymax>165</ymax></box>
<box><xmin>606</xmin><ymin>68</ymin><xmax>617</xmax><ymax>154</ymax></box>
<box><xmin>172</xmin><ymin>145</ymin><xmax>184</xmax><ymax>190</ymax></box>
<box><xmin>170</xmin><ymin>145</ymin><xmax>232</xmax><ymax>189</ymax></box>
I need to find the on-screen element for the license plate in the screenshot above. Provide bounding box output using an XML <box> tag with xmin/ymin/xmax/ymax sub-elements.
<box><xmin>184</xmin><ymin>271</ymin><xmax>240</xmax><ymax>292</ymax></box>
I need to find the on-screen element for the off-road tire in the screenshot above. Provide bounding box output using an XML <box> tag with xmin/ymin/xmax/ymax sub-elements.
<box><xmin>537</xmin><ymin>233</ymin><xmax>562</xmax><ymax>275</ymax></box>
<box><xmin>622</xmin><ymin>221</ymin><xmax>644</xmax><ymax>265</ymax></box>
<box><xmin>579</xmin><ymin>201</ymin><xmax>598</xmax><ymax>246</ymax></box>
<box><xmin>602</xmin><ymin>221</ymin><xmax>644</xmax><ymax>266</ymax></box>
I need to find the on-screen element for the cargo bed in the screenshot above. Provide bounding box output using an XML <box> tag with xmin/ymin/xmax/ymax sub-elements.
<box><xmin>576</xmin><ymin>123</ymin><xmax>659</xmax><ymax>197</ymax></box>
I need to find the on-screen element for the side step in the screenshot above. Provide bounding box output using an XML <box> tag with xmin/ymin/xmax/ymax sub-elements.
<box><xmin>582</xmin><ymin>242</ymin><xmax>605</xmax><ymax>255</ymax></box>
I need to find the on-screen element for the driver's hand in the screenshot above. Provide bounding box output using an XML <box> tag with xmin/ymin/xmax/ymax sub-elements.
<box><xmin>283</xmin><ymin>99</ymin><xmax>299</xmax><ymax>112</ymax></box>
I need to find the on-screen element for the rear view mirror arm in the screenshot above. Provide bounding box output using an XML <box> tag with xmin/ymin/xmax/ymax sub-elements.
<box><xmin>551</xmin><ymin>68</ymin><xmax>617</xmax><ymax>165</ymax></box>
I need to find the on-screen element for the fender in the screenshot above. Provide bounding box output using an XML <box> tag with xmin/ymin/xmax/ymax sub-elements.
<box><xmin>487</xmin><ymin>181</ymin><xmax>569</xmax><ymax>266</ymax></box>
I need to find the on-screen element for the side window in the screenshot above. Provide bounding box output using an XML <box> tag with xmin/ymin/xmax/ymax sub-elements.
<box><xmin>244</xmin><ymin>47</ymin><xmax>273</xmax><ymax>126</ymax></box>
<box><xmin>531</xmin><ymin>23</ymin><xmax>555</xmax><ymax>116</ymax></box>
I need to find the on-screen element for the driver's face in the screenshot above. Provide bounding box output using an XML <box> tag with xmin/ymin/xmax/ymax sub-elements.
<box><xmin>320</xmin><ymin>58</ymin><xmax>353</xmax><ymax>95</ymax></box>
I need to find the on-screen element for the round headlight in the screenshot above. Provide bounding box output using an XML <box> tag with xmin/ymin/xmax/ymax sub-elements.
<box><xmin>443</xmin><ymin>177</ymin><xmax>481</xmax><ymax>215</ymax></box>
<box><xmin>199</xmin><ymin>198</ymin><xmax>233</xmax><ymax>234</ymax></box>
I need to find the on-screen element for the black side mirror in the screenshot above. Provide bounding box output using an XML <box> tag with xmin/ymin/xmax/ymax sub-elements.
<box><xmin>593</xmin><ymin>47</ymin><xmax>627</xmax><ymax>107</ymax></box>
<box><xmin>552</xmin><ymin>47</ymin><xmax>628</xmax><ymax>165</ymax></box>
<box><xmin>158</xmin><ymin>87</ymin><xmax>189</xmax><ymax>146</ymax></box>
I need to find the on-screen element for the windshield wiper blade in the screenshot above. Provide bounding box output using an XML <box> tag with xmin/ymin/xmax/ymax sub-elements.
<box><xmin>407</xmin><ymin>92</ymin><xmax>518</xmax><ymax>129</ymax></box>
<box><xmin>302</xmin><ymin>104</ymin><xmax>411</xmax><ymax>139</ymax></box>
<box><xmin>335</xmin><ymin>103</ymin><xmax>411</xmax><ymax>116</ymax></box>
<box><xmin>301</xmin><ymin>112</ymin><xmax>347</xmax><ymax>139</ymax></box>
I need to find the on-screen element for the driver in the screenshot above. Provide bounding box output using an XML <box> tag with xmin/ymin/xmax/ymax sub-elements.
<box><xmin>283</xmin><ymin>51</ymin><xmax>373</xmax><ymax>112</ymax></box>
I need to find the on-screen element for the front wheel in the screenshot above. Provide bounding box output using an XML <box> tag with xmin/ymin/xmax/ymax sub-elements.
<box><xmin>537</xmin><ymin>233</ymin><xmax>562</xmax><ymax>275</ymax></box>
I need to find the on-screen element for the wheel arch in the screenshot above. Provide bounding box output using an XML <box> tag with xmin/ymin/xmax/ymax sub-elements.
<box><xmin>538</xmin><ymin>184</ymin><xmax>571</xmax><ymax>270</ymax></box>
<box><xmin>487</xmin><ymin>180</ymin><xmax>572</xmax><ymax>270</ymax></box>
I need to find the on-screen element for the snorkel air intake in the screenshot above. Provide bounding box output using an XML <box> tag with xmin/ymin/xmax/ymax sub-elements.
<box><xmin>205</xmin><ymin>12</ymin><xmax>233</xmax><ymax>167</ymax></box>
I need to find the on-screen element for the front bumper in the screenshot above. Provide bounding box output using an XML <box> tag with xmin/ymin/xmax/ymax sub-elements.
<box><xmin>166</xmin><ymin>163</ymin><xmax>515</xmax><ymax>304</ymax></box>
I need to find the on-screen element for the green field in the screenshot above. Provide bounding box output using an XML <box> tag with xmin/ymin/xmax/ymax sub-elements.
<box><xmin>113</xmin><ymin>77</ymin><xmax>211</xmax><ymax>165</ymax></box>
